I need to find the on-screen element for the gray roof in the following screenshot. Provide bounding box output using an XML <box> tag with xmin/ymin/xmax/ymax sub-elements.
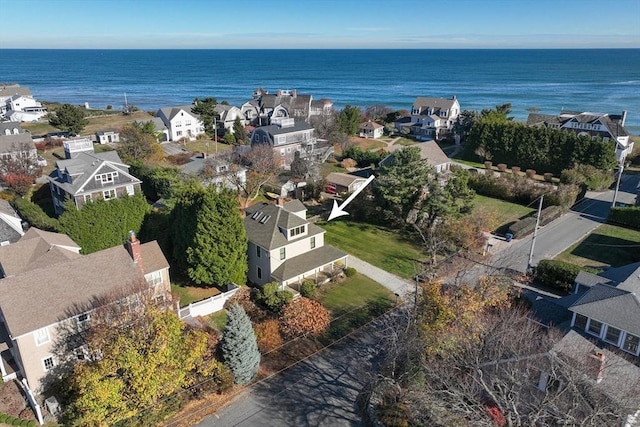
<box><xmin>49</xmin><ymin>151</ymin><xmax>141</xmax><ymax>196</ymax></box>
<box><xmin>326</xmin><ymin>172</ymin><xmax>366</xmax><ymax>188</ymax></box>
<box><xmin>256</xmin><ymin>121</ymin><xmax>313</xmax><ymax>137</ymax></box>
<box><xmin>0</xmin><ymin>240</ymin><xmax>167</xmax><ymax>338</ymax></box>
<box><xmin>575</xmin><ymin>270</ymin><xmax>612</xmax><ymax>288</ymax></box>
<box><xmin>136</xmin><ymin>117</ymin><xmax>167</xmax><ymax>132</ymax></box>
<box><xmin>526</xmin><ymin>111</ymin><xmax>629</xmax><ymax>138</ymax></box>
<box><xmin>384</xmin><ymin>141</ymin><xmax>450</xmax><ymax>169</ymax></box>
<box><xmin>412</xmin><ymin>96</ymin><xmax>456</xmax><ymax>111</ymax></box>
<box><xmin>360</xmin><ymin>121</ymin><xmax>383</xmax><ymax>130</ymax></box>
<box><xmin>552</xmin><ymin>330</ymin><xmax>640</xmax><ymax>408</ymax></box>
<box><xmin>0</xmin><ymin>122</ymin><xmax>27</xmax><ymax>135</ymax></box>
<box><xmin>271</xmin><ymin>245</ymin><xmax>347</xmax><ymax>282</ymax></box>
<box><xmin>600</xmin><ymin>262</ymin><xmax>640</xmax><ymax>294</ymax></box>
<box><xmin>245</xmin><ymin>202</ymin><xmax>323</xmax><ymax>250</ymax></box>
<box><xmin>570</xmin><ymin>284</ymin><xmax>640</xmax><ymax>337</ymax></box>
<box><xmin>0</xmin><ymin>132</ymin><xmax>35</xmax><ymax>154</ymax></box>
<box><xmin>158</xmin><ymin>105</ymin><xmax>199</xmax><ymax>121</ymax></box>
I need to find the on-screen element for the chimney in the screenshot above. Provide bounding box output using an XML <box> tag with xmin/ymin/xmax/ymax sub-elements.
<box><xmin>276</xmin><ymin>198</ymin><xmax>285</xmax><ymax>207</ymax></box>
<box><xmin>621</xmin><ymin>110</ymin><xmax>627</xmax><ymax>127</ymax></box>
<box><xmin>292</xmin><ymin>89</ymin><xmax>297</xmax><ymax>98</ymax></box>
<box><xmin>126</xmin><ymin>230</ymin><xmax>144</xmax><ymax>272</ymax></box>
<box><xmin>589</xmin><ymin>351</ymin><xmax>606</xmax><ymax>383</ymax></box>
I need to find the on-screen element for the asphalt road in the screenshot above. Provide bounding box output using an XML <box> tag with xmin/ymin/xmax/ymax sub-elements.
<box><xmin>195</xmin><ymin>322</ymin><xmax>384</xmax><ymax>427</ymax></box>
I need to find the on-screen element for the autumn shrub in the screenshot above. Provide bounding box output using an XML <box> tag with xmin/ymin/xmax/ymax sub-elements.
<box><xmin>340</xmin><ymin>158</ymin><xmax>357</xmax><ymax>169</ymax></box>
<box><xmin>254</xmin><ymin>282</ymin><xmax>293</xmax><ymax>314</ymax></box>
<box><xmin>225</xmin><ymin>286</ymin><xmax>268</xmax><ymax>322</ymax></box>
<box><xmin>167</xmin><ymin>152</ymin><xmax>192</xmax><ymax>165</ymax></box>
<box><xmin>560</xmin><ymin>164</ymin><xmax>614</xmax><ymax>191</ymax></box>
<box><xmin>280</xmin><ymin>298</ymin><xmax>331</xmax><ymax>339</ymax></box>
<box><xmin>2</xmin><ymin>174</ymin><xmax>35</xmax><ymax>196</ymax></box>
<box><xmin>299</xmin><ymin>280</ymin><xmax>317</xmax><ymax>298</ymax></box>
<box><xmin>344</xmin><ymin>267</ymin><xmax>357</xmax><ymax>278</ymax></box>
<box><xmin>255</xmin><ymin>319</ymin><xmax>284</xmax><ymax>353</ymax></box>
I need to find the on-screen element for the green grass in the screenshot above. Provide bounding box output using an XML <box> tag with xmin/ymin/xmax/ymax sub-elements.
<box><xmin>555</xmin><ymin>223</ymin><xmax>640</xmax><ymax>268</ymax></box>
<box><xmin>452</xmin><ymin>158</ymin><xmax>485</xmax><ymax>168</ymax></box>
<box><xmin>206</xmin><ymin>310</ymin><xmax>228</xmax><ymax>332</ymax></box>
<box><xmin>392</xmin><ymin>137</ymin><xmax>415</xmax><ymax>146</ymax></box>
<box><xmin>320</xmin><ymin>161</ymin><xmax>346</xmax><ymax>177</ymax></box>
<box><xmin>171</xmin><ymin>283</ymin><xmax>221</xmax><ymax>307</ymax></box>
<box><xmin>318</xmin><ymin>220</ymin><xmax>423</xmax><ymax>278</ymax></box>
<box><xmin>473</xmin><ymin>194</ymin><xmax>535</xmax><ymax>229</ymax></box>
<box><xmin>318</xmin><ymin>273</ymin><xmax>395</xmax><ymax>343</ymax></box>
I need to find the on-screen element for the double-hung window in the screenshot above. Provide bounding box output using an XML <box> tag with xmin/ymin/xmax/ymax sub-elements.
<box><xmin>43</xmin><ymin>356</ymin><xmax>55</xmax><ymax>371</ymax></box>
<box><xmin>279</xmin><ymin>248</ymin><xmax>286</xmax><ymax>260</ymax></box>
<box><xmin>35</xmin><ymin>327</ymin><xmax>50</xmax><ymax>346</ymax></box>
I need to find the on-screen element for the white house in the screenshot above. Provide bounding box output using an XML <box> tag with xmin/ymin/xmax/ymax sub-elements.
<box><xmin>395</xmin><ymin>96</ymin><xmax>461</xmax><ymax>141</ymax></box>
<box><xmin>156</xmin><ymin>105</ymin><xmax>205</xmax><ymax>142</ymax></box>
<box><xmin>359</xmin><ymin>120</ymin><xmax>384</xmax><ymax>139</ymax></box>
<box><xmin>244</xmin><ymin>199</ymin><xmax>347</xmax><ymax>287</ymax></box>
<box><xmin>95</xmin><ymin>130</ymin><xmax>120</xmax><ymax>144</ymax></box>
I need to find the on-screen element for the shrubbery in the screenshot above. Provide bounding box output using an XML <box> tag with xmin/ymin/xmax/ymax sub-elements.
<box><xmin>535</xmin><ymin>259</ymin><xmax>581</xmax><ymax>293</ymax></box>
<box><xmin>344</xmin><ymin>267</ymin><xmax>357</xmax><ymax>277</ymax></box>
<box><xmin>300</xmin><ymin>280</ymin><xmax>317</xmax><ymax>298</ymax></box>
<box><xmin>11</xmin><ymin>197</ymin><xmax>58</xmax><ymax>231</ymax></box>
<box><xmin>254</xmin><ymin>282</ymin><xmax>293</xmax><ymax>313</ymax></box>
<box><xmin>342</xmin><ymin>145</ymin><xmax>386</xmax><ymax>168</ymax></box>
<box><xmin>508</xmin><ymin>206</ymin><xmax>563</xmax><ymax>238</ymax></box>
<box><xmin>560</xmin><ymin>164</ymin><xmax>614</xmax><ymax>191</ymax></box>
<box><xmin>609</xmin><ymin>206</ymin><xmax>640</xmax><ymax>230</ymax></box>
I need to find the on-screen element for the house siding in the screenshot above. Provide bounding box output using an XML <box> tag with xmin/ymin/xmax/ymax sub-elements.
<box><xmin>247</xmin><ymin>242</ymin><xmax>272</xmax><ymax>286</ymax></box>
<box><xmin>268</xmin><ymin>232</ymin><xmax>325</xmax><ymax>275</ymax></box>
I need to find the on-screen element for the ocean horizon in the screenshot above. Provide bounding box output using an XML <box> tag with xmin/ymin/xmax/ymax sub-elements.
<box><xmin>2</xmin><ymin>48</ymin><xmax>639</xmax><ymax>132</ymax></box>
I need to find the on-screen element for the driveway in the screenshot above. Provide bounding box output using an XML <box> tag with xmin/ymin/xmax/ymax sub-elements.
<box><xmin>347</xmin><ymin>256</ymin><xmax>413</xmax><ymax>298</ymax></box>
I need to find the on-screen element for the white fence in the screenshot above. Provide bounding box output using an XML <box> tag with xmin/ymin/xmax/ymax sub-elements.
<box><xmin>178</xmin><ymin>285</ymin><xmax>239</xmax><ymax>319</ymax></box>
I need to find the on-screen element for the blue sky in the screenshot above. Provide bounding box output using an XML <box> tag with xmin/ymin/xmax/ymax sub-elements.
<box><xmin>2</xmin><ymin>0</ymin><xmax>639</xmax><ymax>49</ymax></box>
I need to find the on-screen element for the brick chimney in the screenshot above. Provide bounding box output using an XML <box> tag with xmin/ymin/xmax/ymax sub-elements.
<box><xmin>276</xmin><ymin>197</ymin><xmax>285</xmax><ymax>208</ymax></box>
<box><xmin>589</xmin><ymin>351</ymin><xmax>606</xmax><ymax>383</ymax></box>
<box><xmin>126</xmin><ymin>230</ymin><xmax>144</xmax><ymax>271</ymax></box>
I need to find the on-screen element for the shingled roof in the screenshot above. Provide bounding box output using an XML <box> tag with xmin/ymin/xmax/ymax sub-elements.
<box><xmin>570</xmin><ymin>284</ymin><xmax>640</xmax><ymax>337</ymax></box>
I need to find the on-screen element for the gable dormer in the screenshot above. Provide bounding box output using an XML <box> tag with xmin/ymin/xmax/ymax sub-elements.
<box><xmin>287</xmin><ymin>224</ymin><xmax>307</xmax><ymax>240</ymax></box>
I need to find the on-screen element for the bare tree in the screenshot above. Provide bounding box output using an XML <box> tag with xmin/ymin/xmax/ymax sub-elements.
<box><xmin>228</xmin><ymin>144</ymin><xmax>280</xmax><ymax>208</ymax></box>
<box><xmin>0</xmin><ymin>142</ymin><xmax>42</xmax><ymax>195</ymax></box>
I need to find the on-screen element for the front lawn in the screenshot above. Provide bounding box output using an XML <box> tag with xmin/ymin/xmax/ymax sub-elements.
<box><xmin>392</xmin><ymin>137</ymin><xmax>415</xmax><ymax>146</ymax></box>
<box><xmin>318</xmin><ymin>220</ymin><xmax>423</xmax><ymax>279</ymax></box>
<box><xmin>555</xmin><ymin>223</ymin><xmax>640</xmax><ymax>268</ymax></box>
<box><xmin>473</xmin><ymin>194</ymin><xmax>536</xmax><ymax>230</ymax></box>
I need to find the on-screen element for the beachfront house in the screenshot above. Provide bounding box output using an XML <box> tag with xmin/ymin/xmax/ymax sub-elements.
<box><xmin>244</xmin><ymin>88</ymin><xmax>333</xmax><ymax>126</ymax></box>
<box><xmin>244</xmin><ymin>199</ymin><xmax>347</xmax><ymax>288</ymax></box>
<box><xmin>381</xmin><ymin>141</ymin><xmax>451</xmax><ymax>174</ymax></box>
<box><xmin>527</xmin><ymin>110</ymin><xmax>633</xmax><ymax>162</ymax></box>
<box><xmin>394</xmin><ymin>96</ymin><xmax>460</xmax><ymax>141</ymax></box>
<box><xmin>359</xmin><ymin>120</ymin><xmax>384</xmax><ymax>139</ymax></box>
<box><xmin>250</xmin><ymin>117</ymin><xmax>318</xmax><ymax>169</ymax></box>
<box><xmin>156</xmin><ymin>105</ymin><xmax>205</xmax><ymax>142</ymax></box>
<box><xmin>48</xmin><ymin>141</ymin><xmax>142</xmax><ymax>214</ymax></box>
<box><xmin>0</xmin><ymin>228</ymin><xmax>171</xmax><ymax>393</ymax></box>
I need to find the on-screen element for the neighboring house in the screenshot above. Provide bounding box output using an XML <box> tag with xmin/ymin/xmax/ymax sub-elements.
<box><xmin>359</xmin><ymin>120</ymin><xmax>384</xmax><ymax>139</ymax></box>
<box><xmin>245</xmin><ymin>88</ymin><xmax>332</xmax><ymax>126</ymax></box>
<box><xmin>0</xmin><ymin>200</ymin><xmax>24</xmax><ymax>245</ymax></box>
<box><xmin>325</xmin><ymin>172</ymin><xmax>368</xmax><ymax>195</ymax></box>
<box><xmin>156</xmin><ymin>105</ymin><xmax>205</xmax><ymax>142</ymax></box>
<box><xmin>310</xmin><ymin>98</ymin><xmax>333</xmax><ymax>118</ymax></box>
<box><xmin>4</xmin><ymin>95</ymin><xmax>47</xmax><ymax>122</ymax></box>
<box><xmin>527</xmin><ymin>110</ymin><xmax>633</xmax><ymax>162</ymax></box>
<box><xmin>135</xmin><ymin>117</ymin><xmax>169</xmax><ymax>142</ymax></box>
<box><xmin>214</xmin><ymin>104</ymin><xmax>246</xmax><ymax>134</ymax></box>
<box><xmin>48</xmin><ymin>142</ymin><xmax>142</xmax><ymax>214</ymax></box>
<box><xmin>0</xmin><ymin>85</ymin><xmax>35</xmax><ymax>118</ymax></box>
<box><xmin>394</xmin><ymin>96</ymin><xmax>460</xmax><ymax>140</ymax></box>
<box><xmin>180</xmin><ymin>155</ymin><xmax>246</xmax><ymax>190</ymax></box>
<box><xmin>244</xmin><ymin>199</ymin><xmax>348</xmax><ymax>287</ymax></box>
<box><xmin>382</xmin><ymin>141</ymin><xmax>451</xmax><ymax>173</ymax></box>
<box><xmin>0</xmin><ymin>229</ymin><xmax>170</xmax><ymax>393</ymax></box>
<box><xmin>250</xmin><ymin>117</ymin><xmax>317</xmax><ymax>168</ymax></box>
<box><xmin>95</xmin><ymin>130</ymin><xmax>120</xmax><ymax>144</ymax></box>
<box><xmin>563</xmin><ymin>262</ymin><xmax>640</xmax><ymax>357</ymax></box>
<box><xmin>0</xmin><ymin>122</ymin><xmax>38</xmax><ymax>172</ymax></box>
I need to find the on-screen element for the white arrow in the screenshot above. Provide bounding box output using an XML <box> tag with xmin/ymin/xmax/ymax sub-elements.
<box><xmin>327</xmin><ymin>175</ymin><xmax>375</xmax><ymax>221</ymax></box>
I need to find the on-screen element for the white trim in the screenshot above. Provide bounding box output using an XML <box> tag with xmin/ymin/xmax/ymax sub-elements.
<box><xmin>585</xmin><ymin>318</ymin><xmax>603</xmax><ymax>338</ymax></box>
<box><xmin>42</xmin><ymin>356</ymin><xmax>55</xmax><ymax>372</ymax></box>
<box><xmin>603</xmin><ymin>324</ymin><xmax>622</xmax><ymax>346</ymax></box>
<box><xmin>34</xmin><ymin>327</ymin><xmax>50</xmax><ymax>346</ymax></box>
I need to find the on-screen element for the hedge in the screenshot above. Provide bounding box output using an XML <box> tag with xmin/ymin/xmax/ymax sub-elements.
<box><xmin>535</xmin><ymin>259</ymin><xmax>582</xmax><ymax>293</ymax></box>
<box><xmin>609</xmin><ymin>206</ymin><xmax>640</xmax><ymax>230</ymax></box>
<box><xmin>508</xmin><ymin>206</ymin><xmax>563</xmax><ymax>238</ymax></box>
<box><xmin>11</xmin><ymin>197</ymin><xmax>59</xmax><ymax>231</ymax></box>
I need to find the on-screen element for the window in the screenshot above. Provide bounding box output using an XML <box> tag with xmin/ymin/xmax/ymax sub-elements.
<box><xmin>83</xmin><ymin>194</ymin><xmax>92</xmax><ymax>203</ymax></box>
<box><xmin>154</xmin><ymin>293</ymin><xmax>166</xmax><ymax>305</ymax></box>
<box><xmin>43</xmin><ymin>356</ymin><xmax>55</xmax><ymax>371</ymax></box>
<box><xmin>256</xmin><ymin>246</ymin><xmax>261</xmax><ymax>258</ymax></box>
<box><xmin>35</xmin><ymin>327</ymin><xmax>50</xmax><ymax>345</ymax></box>
<box><xmin>623</xmin><ymin>333</ymin><xmax>640</xmax><ymax>354</ymax></box>
<box><xmin>74</xmin><ymin>346</ymin><xmax>88</xmax><ymax>361</ymax></box>
<box><xmin>175</xmin><ymin>121</ymin><xmax>182</xmax><ymax>127</ymax></box>
<box><xmin>176</xmin><ymin>131</ymin><xmax>182</xmax><ymax>136</ymax></box>
<box><xmin>279</xmin><ymin>247</ymin><xmax>286</xmax><ymax>260</ymax></box>
<box><xmin>257</xmin><ymin>266</ymin><xmax>262</xmax><ymax>280</ymax></box>
<box><xmin>290</xmin><ymin>225</ymin><xmax>306</xmax><ymax>238</ymax></box>
<box><xmin>604</xmin><ymin>326</ymin><xmax>621</xmax><ymax>345</ymax></box>
<box><xmin>95</xmin><ymin>172</ymin><xmax>118</xmax><ymax>184</ymax></box>
<box><xmin>126</xmin><ymin>185</ymin><xmax>134</xmax><ymax>196</ymax></box>
<box><xmin>76</xmin><ymin>313</ymin><xmax>90</xmax><ymax>330</ymax></box>
<box><xmin>103</xmin><ymin>189</ymin><xmax>116</xmax><ymax>200</ymax></box>
<box><xmin>185</xmin><ymin>120</ymin><xmax>191</xmax><ymax>126</ymax></box>
<box><xmin>145</xmin><ymin>270</ymin><xmax>163</xmax><ymax>286</ymax></box>
<box><xmin>280</xmin><ymin>149</ymin><xmax>285</xmax><ymax>156</ymax></box>
<box><xmin>587</xmin><ymin>319</ymin><xmax>603</xmax><ymax>337</ymax></box>
<box><xmin>573</xmin><ymin>314</ymin><xmax>588</xmax><ymax>330</ymax></box>
<box><xmin>310</xmin><ymin>236</ymin><xmax>316</xmax><ymax>249</ymax></box>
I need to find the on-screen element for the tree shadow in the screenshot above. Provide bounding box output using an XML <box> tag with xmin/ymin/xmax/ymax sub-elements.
<box><xmin>568</xmin><ymin>234</ymin><xmax>640</xmax><ymax>266</ymax></box>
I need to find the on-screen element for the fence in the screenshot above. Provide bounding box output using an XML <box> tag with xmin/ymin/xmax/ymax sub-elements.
<box><xmin>177</xmin><ymin>285</ymin><xmax>239</xmax><ymax>319</ymax></box>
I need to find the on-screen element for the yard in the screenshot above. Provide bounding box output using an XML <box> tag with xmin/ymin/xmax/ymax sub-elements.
<box><xmin>171</xmin><ymin>283</ymin><xmax>221</xmax><ymax>307</ymax></box>
<box><xmin>318</xmin><ymin>273</ymin><xmax>395</xmax><ymax>316</ymax></box>
<box><xmin>21</xmin><ymin>111</ymin><xmax>154</xmax><ymax>136</ymax></box>
<box><xmin>318</xmin><ymin>220</ymin><xmax>423</xmax><ymax>279</ymax></box>
<box><xmin>555</xmin><ymin>223</ymin><xmax>640</xmax><ymax>269</ymax></box>
<box><xmin>473</xmin><ymin>194</ymin><xmax>536</xmax><ymax>231</ymax></box>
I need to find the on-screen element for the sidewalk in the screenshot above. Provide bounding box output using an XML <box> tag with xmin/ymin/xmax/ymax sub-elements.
<box><xmin>348</xmin><ymin>256</ymin><xmax>414</xmax><ymax>298</ymax></box>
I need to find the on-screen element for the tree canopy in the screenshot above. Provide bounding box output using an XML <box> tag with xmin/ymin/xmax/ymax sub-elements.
<box><xmin>336</xmin><ymin>105</ymin><xmax>362</xmax><ymax>136</ymax></box>
<box><xmin>232</xmin><ymin>116</ymin><xmax>247</xmax><ymax>144</ymax></box>
<box><xmin>117</xmin><ymin>122</ymin><xmax>164</xmax><ymax>164</ymax></box>
<box><xmin>57</xmin><ymin>194</ymin><xmax>150</xmax><ymax>254</ymax></box>
<box><xmin>49</xmin><ymin>103</ymin><xmax>87</xmax><ymax>136</ymax></box>
<box><xmin>191</xmin><ymin>97</ymin><xmax>218</xmax><ymax>138</ymax></box>
<box><xmin>171</xmin><ymin>184</ymin><xmax>248</xmax><ymax>286</ymax></box>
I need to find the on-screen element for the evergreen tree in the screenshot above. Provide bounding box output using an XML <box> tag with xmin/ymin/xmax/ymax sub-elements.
<box><xmin>172</xmin><ymin>184</ymin><xmax>248</xmax><ymax>286</ymax></box>
<box><xmin>336</xmin><ymin>105</ymin><xmax>362</xmax><ymax>135</ymax></box>
<box><xmin>49</xmin><ymin>103</ymin><xmax>88</xmax><ymax>136</ymax></box>
<box><xmin>191</xmin><ymin>97</ymin><xmax>218</xmax><ymax>138</ymax></box>
<box><xmin>232</xmin><ymin>116</ymin><xmax>247</xmax><ymax>144</ymax></box>
<box><xmin>221</xmin><ymin>303</ymin><xmax>260</xmax><ymax>385</ymax></box>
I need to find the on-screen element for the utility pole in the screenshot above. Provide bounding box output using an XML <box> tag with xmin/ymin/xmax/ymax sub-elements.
<box><xmin>612</xmin><ymin>160</ymin><xmax>624</xmax><ymax>208</ymax></box>
<box><xmin>527</xmin><ymin>195</ymin><xmax>544</xmax><ymax>274</ymax></box>
<box><xmin>214</xmin><ymin>115</ymin><xmax>218</xmax><ymax>156</ymax></box>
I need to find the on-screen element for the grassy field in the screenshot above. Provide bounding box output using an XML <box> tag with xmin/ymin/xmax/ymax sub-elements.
<box><xmin>171</xmin><ymin>283</ymin><xmax>221</xmax><ymax>307</ymax></box>
<box><xmin>350</xmin><ymin>136</ymin><xmax>387</xmax><ymax>151</ymax></box>
<box><xmin>22</xmin><ymin>111</ymin><xmax>154</xmax><ymax>136</ymax></box>
<box><xmin>184</xmin><ymin>139</ymin><xmax>233</xmax><ymax>156</ymax></box>
<box><xmin>392</xmin><ymin>137</ymin><xmax>415</xmax><ymax>146</ymax></box>
<box><xmin>473</xmin><ymin>194</ymin><xmax>536</xmax><ymax>230</ymax></box>
<box><xmin>318</xmin><ymin>220</ymin><xmax>423</xmax><ymax>278</ymax></box>
<box><xmin>320</xmin><ymin>161</ymin><xmax>347</xmax><ymax>177</ymax></box>
<box><xmin>318</xmin><ymin>273</ymin><xmax>395</xmax><ymax>315</ymax></box>
<box><xmin>555</xmin><ymin>223</ymin><xmax>640</xmax><ymax>268</ymax></box>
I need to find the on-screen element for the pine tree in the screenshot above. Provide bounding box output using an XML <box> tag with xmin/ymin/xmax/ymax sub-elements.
<box><xmin>221</xmin><ymin>303</ymin><xmax>260</xmax><ymax>385</ymax></box>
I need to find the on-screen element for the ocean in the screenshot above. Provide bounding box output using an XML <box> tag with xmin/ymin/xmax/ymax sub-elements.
<box><xmin>1</xmin><ymin>49</ymin><xmax>639</xmax><ymax>132</ymax></box>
